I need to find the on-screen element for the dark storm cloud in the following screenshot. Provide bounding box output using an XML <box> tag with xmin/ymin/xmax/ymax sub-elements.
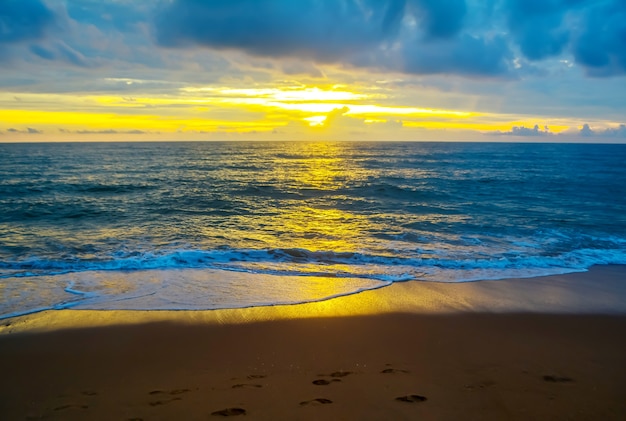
<box><xmin>155</xmin><ymin>0</ymin><xmax>407</xmax><ymax>61</ymax></box>
<box><xmin>504</xmin><ymin>0</ymin><xmax>573</xmax><ymax>61</ymax></box>
<box><xmin>402</xmin><ymin>34</ymin><xmax>511</xmax><ymax>76</ymax></box>
<box><xmin>0</xmin><ymin>0</ymin><xmax>57</xmax><ymax>61</ymax></box>
<box><xmin>3</xmin><ymin>1</ymin><xmax>626</xmax><ymax>79</ymax></box>
<box><xmin>0</xmin><ymin>0</ymin><xmax>55</xmax><ymax>44</ymax></box>
<box><xmin>408</xmin><ymin>0</ymin><xmax>467</xmax><ymax>39</ymax></box>
<box><xmin>572</xmin><ymin>1</ymin><xmax>626</xmax><ymax>77</ymax></box>
<box><xmin>504</xmin><ymin>0</ymin><xmax>626</xmax><ymax>76</ymax></box>
<box><xmin>0</xmin><ymin>0</ymin><xmax>93</xmax><ymax>67</ymax></box>
<box><xmin>154</xmin><ymin>0</ymin><xmax>507</xmax><ymax>76</ymax></box>
<box><xmin>153</xmin><ymin>0</ymin><xmax>626</xmax><ymax>78</ymax></box>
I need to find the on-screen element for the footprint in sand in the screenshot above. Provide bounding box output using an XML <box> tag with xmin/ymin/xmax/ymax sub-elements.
<box><xmin>300</xmin><ymin>398</ymin><xmax>333</xmax><ymax>406</ymax></box>
<box><xmin>312</xmin><ymin>379</ymin><xmax>341</xmax><ymax>386</ymax></box>
<box><xmin>327</xmin><ymin>371</ymin><xmax>353</xmax><ymax>378</ymax></box>
<box><xmin>543</xmin><ymin>375</ymin><xmax>574</xmax><ymax>383</ymax></box>
<box><xmin>149</xmin><ymin>398</ymin><xmax>182</xmax><ymax>406</ymax></box>
<box><xmin>396</xmin><ymin>395</ymin><xmax>428</xmax><ymax>403</ymax></box>
<box><xmin>312</xmin><ymin>371</ymin><xmax>353</xmax><ymax>385</ymax></box>
<box><xmin>147</xmin><ymin>390</ymin><xmax>189</xmax><ymax>406</ymax></box>
<box><xmin>148</xmin><ymin>389</ymin><xmax>191</xmax><ymax>395</ymax></box>
<box><xmin>464</xmin><ymin>380</ymin><xmax>496</xmax><ymax>390</ymax></box>
<box><xmin>53</xmin><ymin>404</ymin><xmax>89</xmax><ymax>411</ymax></box>
<box><xmin>211</xmin><ymin>407</ymin><xmax>247</xmax><ymax>416</ymax></box>
<box><xmin>81</xmin><ymin>390</ymin><xmax>98</xmax><ymax>396</ymax></box>
<box><xmin>232</xmin><ymin>383</ymin><xmax>263</xmax><ymax>389</ymax></box>
<box><xmin>381</xmin><ymin>368</ymin><xmax>409</xmax><ymax>374</ymax></box>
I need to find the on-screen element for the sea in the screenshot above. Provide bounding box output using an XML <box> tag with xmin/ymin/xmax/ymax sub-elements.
<box><xmin>1</xmin><ymin>141</ymin><xmax>625</xmax><ymax>319</ymax></box>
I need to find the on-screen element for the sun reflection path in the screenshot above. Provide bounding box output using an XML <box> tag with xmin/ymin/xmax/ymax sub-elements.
<box><xmin>266</xmin><ymin>142</ymin><xmax>370</xmax><ymax>253</ymax></box>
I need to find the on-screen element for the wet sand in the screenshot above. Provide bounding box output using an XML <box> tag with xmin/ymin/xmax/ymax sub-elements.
<box><xmin>1</xmin><ymin>266</ymin><xmax>625</xmax><ymax>420</ymax></box>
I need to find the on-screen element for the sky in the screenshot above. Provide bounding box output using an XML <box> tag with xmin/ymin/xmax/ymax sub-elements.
<box><xmin>1</xmin><ymin>0</ymin><xmax>625</xmax><ymax>142</ymax></box>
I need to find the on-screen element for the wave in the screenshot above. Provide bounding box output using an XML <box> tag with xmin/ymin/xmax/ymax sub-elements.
<box><xmin>2</xmin><ymin>246</ymin><xmax>626</xmax><ymax>283</ymax></box>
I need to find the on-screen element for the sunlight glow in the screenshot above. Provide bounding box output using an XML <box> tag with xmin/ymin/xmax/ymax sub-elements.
<box><xmin>181</xmin><ymin>86</ymin><xmax>368</xmax><ymax>102</ymax></box>
<box><xmin>0</xmin><ymin>82</ymin><xmax>592</xmax><ymax>140</ymax></box>
<box><xmin>304</xmin><ymin>116</ymin><xmax>327</xmax><ymax>127</ymax></box>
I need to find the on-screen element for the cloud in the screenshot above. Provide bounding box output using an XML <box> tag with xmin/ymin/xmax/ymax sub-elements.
<box><xmin>155</xmin><ymin>0</ymin><xmax>406</xmax><ymax>61</ymax></box>
<box><xmin>153</xmin><ymin>0</ymin><xmax>515</xmax><ymax>77</ymax></box>
<box><xmin>324</xmin><ymin>106</ymin><xmax>351</xmax><ymax>126</ymax></box>
<box><xmin>0</xmin><ymin>0</ymin><xmax>56</xmax><ymax>44</ymax></box>
<box><xmin>408</xmin><ymin>0</ymin><xmax>467</xmax><ymax>39</ymax></box>
<box><xmin>402</xmin><ymin>34</ymin><xmax>512</xmax><ymax>76</ymax></box>
<box><xmin>580</xmin><ymin>123</ymin><xmax>626</xmax><ymax>138</ymax></box>
<box><xmin>385</xmin><ymin>119</ymin><xmax>404</xmax><ymax>128</ymax></box>
<box><xmin>580</xmin><ymin>123</ymin><xmax>594</xmax><ymax>137</ymax></box>
<box><xmin>501</xmin><ymin>0</ymin><xmax>626</xmax><ymax>76</ymax></box>
<box><xmin>572</xmin><ymin>1</ymin><xmax>626</xmax><ymax>77</ymax></box>
<box><xmin>505</xmin><ymin>0</ymin><xmax>571</xmax><ymax>61</ymax></box>
<box><xmin>62</xmin><ymin>129</ymin><xmax>150</xmax><ymax>135</ymax></box>
<box><xmin>281</xmin><ymin>61</ymin><xmax>325</xmax><ymax>78</ymax></box>
<box><xmin>55</xmin><ymin>41</ymin><xmax>90</xmax><ymax>67</ymax></box>
<box><xmin>152</xmin><ymin>0</ymin><xmax>626</xmax><ymax>78</ymax></box>
<box><xmin>493</xmin><ymin>124</ymin><xmax>553</xmax><ymax>136</ymax></box>
<box><xmin>0</xmin><ymin>0</ymin><xmax>57</xmax><ymax>62</ymax></box>
<box><xmin>0</xmin><ymin>0</ymin><xmax>99</xmax><ymax>68</ymax></box>
<box><xmin>6</xmin><ymin>127</ymin><xmax>43</xmax><ymax>134</ymax></box>
<box><xmin>64</xmin><ymin>0</ymin><xmax>150</xmax><ymax>33</ymax></box>
<box><xmin>29</xmin><ymin>41</ymin><xmax>90</xmax><ymax>67</ymax></box>
<box><xmin>29</xmin><ymin>44</ymin><xmax>55</xmax><ymax>60</ymax></box>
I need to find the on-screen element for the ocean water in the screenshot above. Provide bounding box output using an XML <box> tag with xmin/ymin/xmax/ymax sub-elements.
<box><xmin>1</xmin><ymin>141</ymin><xmax>625</xmax><ymax>319</ymax></box>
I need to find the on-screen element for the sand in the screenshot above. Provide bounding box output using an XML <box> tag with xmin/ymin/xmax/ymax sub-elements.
<box><xmin>1</xmin><ymin>265</ymin><xmax>625</xmax><ymax>420</ymax></box>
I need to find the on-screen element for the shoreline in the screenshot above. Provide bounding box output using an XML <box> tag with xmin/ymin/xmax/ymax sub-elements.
<box><xmin>1</xmin><ymin>265</ymin><xmax>625</xmax><ymax>420</ymax></box>
<box><xmin>2</xmin><ymin>264</ymin><xmax>625</xmax><ymax>334</ymax></box>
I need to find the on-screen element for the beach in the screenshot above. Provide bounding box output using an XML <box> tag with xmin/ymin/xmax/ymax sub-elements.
<box><xmin>2</xmin><ymin>0</ymin><xmax>626</xmax><ymax>418</ymax></box>
<box><xmin>1</xmin><ymin>266</ymin><xmax>625</xmax><ymax>420</ymax></box>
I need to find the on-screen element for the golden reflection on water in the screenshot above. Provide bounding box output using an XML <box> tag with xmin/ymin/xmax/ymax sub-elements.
<box><xmin>272</xmin><ymin>141</ymin><xmax>354</xmax><ymax>189</ymax></box>
<box><xmin>276</xmin><ymin>206</ymin><xmax>367</xmax><ymax>251</ymax></box>
<box><xmin>269</xmin><ymin>142</ymin><xmax>368</xmax><ymax>252</ymax></box>
<box><xmin>285</xmin><ymin>142</ymin><xmax>345</xmax><ymax>188</ymax></box>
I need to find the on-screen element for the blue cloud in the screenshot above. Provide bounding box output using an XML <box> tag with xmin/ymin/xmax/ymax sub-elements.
<box><xmin>0</xmin><ymin>0</ymin><xmax>95</xmax><ymax>68</ymax></box>
<box><xmin>409</xmin><ymin>0</ymin><xmax>467</xmax><ymax>39</ymax></box>
<box><xmin>152</xmin><ymin>0</ymin><xmax>626</xmax><ymax>78</ymax></box>
<box><xmin>154</xmin><ymin>0</ymin><xmax>501</xmax><ymax>75</ymax></box>
<box><xmin>65</xmin><ymin>0</ymin><xmax>148</xmax><ymax>32</ymax></box>
<box><xmin>580</xmin><ymin>123</ymin><xmax>594</xmax><ymax>137</ymax></box>
<box><xmin>56</xmin><ymin>42</ymin><xmax>90</xmax><ymax>67</ymax></box>
<box><xmin>0</xmin><ymin>0</ymin><xmax>55</xmax><ymax>44</ymax></box>
<box><xmin>580</xmin><ymin>123</ymin><xmax>626</xmax><ymax>138</ymax></box>
<box><xmin>505</xmin><ymin>0</ymin><xmax>570</xmax><ymax>60</ymax></box>
<box><xmin>572</xmin><ymin>2</ymin><xmax>626</xmax><ymax>76</ymax></box>
<box><xmin>3</xmin><ymin>0</ymin><xmax>625</xmax><ymax>79</ymax></box>
<box><xmin>502</xmin><ymin>0</ymin><xmax>626</xmax><ymax>76</ymax></box>
<box><xmin>402</xmin><ymin>34</ymin><xmax>511</xmax><ymax>76</ymax></box>
<box><xmin>155</xmin><ymin>0</ymin><xmax>407</xmax><ymax>61</ymax></box>
<box><xmin>0</xmin><ymin>0</ymin><xmax>57</xmax><ymax>62</ymax></box>
<box><xmin>494</xmin><ymin>125</ymin><xmax>553</xmax><ymax>136</ymax></box>
<box><xmin>28</xmin><ymin>42</ymin><xmax>90</xmax><ymax>67</ymax></box>
<box><xmin>29</xmin><ymin>44</ymin><xmax>55</xmax><ymax>60</ymax></box>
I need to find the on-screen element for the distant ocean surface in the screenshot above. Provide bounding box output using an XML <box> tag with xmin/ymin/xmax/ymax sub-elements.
<box><xmin>1</xmin><ymin>141</ymin><xmax>626</xmax><ymax>319</ymax></box>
